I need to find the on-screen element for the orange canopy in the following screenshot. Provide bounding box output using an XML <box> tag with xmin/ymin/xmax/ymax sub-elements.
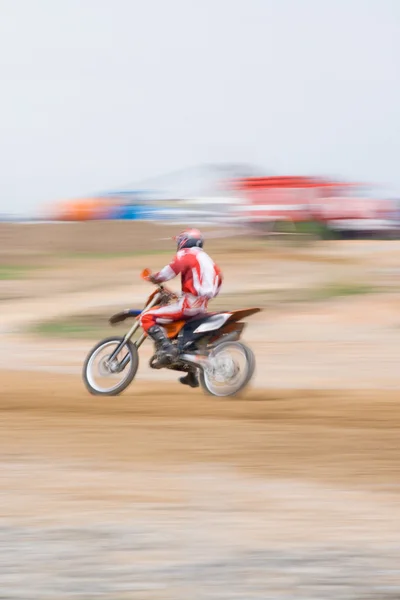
<box><xmin>52</xmin><ymin>198</ymin><xmax>113</xmax><ymax>221</ymax></box>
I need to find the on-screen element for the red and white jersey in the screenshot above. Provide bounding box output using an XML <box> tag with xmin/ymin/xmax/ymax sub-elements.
<box><xmin>153</xmin><ymin>247</ymin><xmax>223</xmax><ymax>299</ymax></box>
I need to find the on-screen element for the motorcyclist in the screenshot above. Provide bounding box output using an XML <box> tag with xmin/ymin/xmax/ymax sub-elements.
<box><xmin>140</xmin><ymin>228</ymin><xmax>223</xmax><ymax>387</ymax></box>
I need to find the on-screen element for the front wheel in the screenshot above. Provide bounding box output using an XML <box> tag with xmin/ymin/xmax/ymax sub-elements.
<box><xmin>83</xmin><ymin>337</ymin><xmax>139</xmax><ymax>396</ymax></box>
<box><xmin>200</xmin><ymin>341</ymin><xmax>256</xmax><ymax>397</ymax></box>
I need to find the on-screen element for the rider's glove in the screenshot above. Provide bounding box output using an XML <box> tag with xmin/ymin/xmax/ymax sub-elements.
<box><xmin>147</xmin><ymin>274</ymin><xmax>159</xmax><ymax>284</ymax></box>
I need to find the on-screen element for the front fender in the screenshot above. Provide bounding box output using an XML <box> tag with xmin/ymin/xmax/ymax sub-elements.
<box><xmin>109</xmin><ymin>309</ymin><xmax>142</xmax><ymax>325</ymax></box>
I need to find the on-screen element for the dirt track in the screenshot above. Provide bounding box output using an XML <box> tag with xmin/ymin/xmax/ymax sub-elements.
<box><xmin>2</xmin><ymin>372</ymin><xmax>400</xmax><ymax>488</ymax></box>
<box><xmin>1</xmin><ymin>372</ymin><xmax>400</xmax><ymax>598</ymax></box>
<box><xmin>2</xmin><ymin>226</ymin><xmax>400</xmax><ymax>597</ymax></box>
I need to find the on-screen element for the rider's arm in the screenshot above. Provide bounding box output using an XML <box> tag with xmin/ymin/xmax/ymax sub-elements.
<box><xmin>151</xmin><ymin>252</ymin><xmax>186</xmax><ymax>283</ymax></box>
<box><xmin>214</xmin><ymin>267</ymin><xmax>223</xmax><ymax>297</ymax></box>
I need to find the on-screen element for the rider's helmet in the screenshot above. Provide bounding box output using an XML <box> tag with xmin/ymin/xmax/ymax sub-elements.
<box><xmin>175</xmin><ymin>228</ymin><xmax>204</xmax><ymax>251</ymax></box>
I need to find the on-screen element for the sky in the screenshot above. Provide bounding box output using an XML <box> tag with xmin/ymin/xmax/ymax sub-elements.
<box><xmin>0</xmin><ymin>0</ymin><xmax>399</xmax><ymax>215</ymax></box>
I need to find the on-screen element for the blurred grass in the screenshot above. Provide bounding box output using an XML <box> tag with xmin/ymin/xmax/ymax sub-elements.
<box><xmin>57</xmin><ymin>249</ymin><xmax>172</xmax><ymax>260</ymax></box>
<box><xmin>292</xmin><ymin>220</ymin><xmax>340</xmax><ymax>240</ymax></box>
<box><xmin>303</xmin><ymin>282</ymin><xmax>376</xmax><ymax>302</ymax></box>
<box><xmin>2</xmin><ymin>239</ymin><xmax>360</xmax><ymax>270</ymax></box>
<box><xmin>33</xmin><ymin>321</ymin><xmax>112</xmax><ymax>339</ymax></box>
<box><xmin>0</xmin><ymin>265</ymin><xmax>33</xmax><ymax>280</ymax></box>
<box><xmin>213</xmin><ymin>282</ymin><xmax>378</xmax><ymax>309</ymax></box>
<box><xmin>31</xmin><ymin>282</ymin><xmax>378</xmax><ymax>339</ymax></box>
<box><xmin>30</xmin><ymin>311</ymin><xmax>147</xmax><ymax>340</ymax></box>
<box><xmin>31</xmin><ymin>312</ymin><xmax>118</xmax><ymax>340</ymax></box>
<box><xmin>258</xmin><ymin>220</ymin><xmax>340</xmax><ymax>245</ymax></box>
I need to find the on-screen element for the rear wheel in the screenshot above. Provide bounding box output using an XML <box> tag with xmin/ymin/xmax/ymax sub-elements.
<box><xmin>199</xmin><ymin>341</ymin><xmax>256</xmax><ymax>397</ymax></box>
<box><xmin>83</xmin><ymin>337</ymin><xmax>139</xmax><ymax>396</ymax></box>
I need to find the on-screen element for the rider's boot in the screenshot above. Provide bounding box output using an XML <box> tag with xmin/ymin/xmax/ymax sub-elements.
<box><xmin>179</xmin><ymin>369</ymin><xmax>199</xmax><ymax>388</ymax></box>
<box><xmin>148</xmin><ymin>325</ymin><xmax>178</xmax><ymax>365</ymax></box>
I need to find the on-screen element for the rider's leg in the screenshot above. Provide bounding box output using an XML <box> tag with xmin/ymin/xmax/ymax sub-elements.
<box><xmin>179</xmin><ymin>369</ymin><xmax>199</xmax><ymax>388</ymax></box>
<box><xmin>140</xmin><ymin>301</ymin><xmax>184</xmax><ymax>363</ymax></box>
<box><xmin>147</xmin><ymin>325</ymin><xmax>178</xmax><ymax>363</ymax></box>
<box><xmin>177</xmin><ymin>295</ymin><xmax>208</xmax><ymax>387</ymax></box>
<box><xmin>141</xmin><ymin>295</ymin><xmax>208</xmax><ymax>372</ymax></box>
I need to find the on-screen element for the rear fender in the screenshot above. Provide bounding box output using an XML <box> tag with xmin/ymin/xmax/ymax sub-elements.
<box><xmin>227</xmin><ymin>308</ymin><xmax>261</xmax><ymax>322</ymax></box>
<box><xmin>209</xmin><ymin>322</ymin><xmax>246</xmax><ymax>344</ymax></box>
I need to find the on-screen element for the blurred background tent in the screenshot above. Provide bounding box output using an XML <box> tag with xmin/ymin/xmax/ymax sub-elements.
<box><xmin>48</xmin><ymin>164</ymin><xmax>260</xmax><ymax>222</ymax></box>
<box><xmin>53</xmin><ymin>198</ymin><xmax>113</xmax><ymax>221</ymax></box>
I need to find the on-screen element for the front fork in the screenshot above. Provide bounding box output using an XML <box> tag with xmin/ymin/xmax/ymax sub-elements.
<box><xmin>108</xmin><ymin>292</ymin><xmax>161</xmax><ymax>369</ymax></box>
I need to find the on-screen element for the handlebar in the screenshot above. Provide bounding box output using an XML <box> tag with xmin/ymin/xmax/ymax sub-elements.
<box><xmin>141</xmin><ymin>268</ymin><xmax>178</xmax><ymax>302</ymax></box>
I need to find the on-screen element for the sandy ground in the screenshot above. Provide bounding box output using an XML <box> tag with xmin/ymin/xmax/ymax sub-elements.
<box><xmin>2</xmin><ymin>224</ymin><xmax>400</xmax><ymax>598</ymax></box>
<box><xmin>1</xmin><ymin>373</ymin><xmax>400</xmax><ymax>599</ymax></box>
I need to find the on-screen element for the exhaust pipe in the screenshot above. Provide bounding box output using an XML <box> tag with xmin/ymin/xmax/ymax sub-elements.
<box><xmin>179</xmin><ymin>353</ymin><xmax>210</xmax><ymax>371</ymax></box>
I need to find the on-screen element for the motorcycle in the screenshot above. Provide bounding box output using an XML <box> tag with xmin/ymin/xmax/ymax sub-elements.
<box><xmin>82</xmin><ymin>269</ymin><xmax>260</xmax><ymax>397</ymax></box>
